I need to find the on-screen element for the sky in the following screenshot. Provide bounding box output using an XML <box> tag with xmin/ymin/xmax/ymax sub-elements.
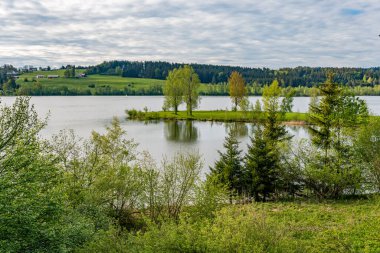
<box><xmin>0</xmin><ymin>0</ymin><xmax>379</xmax><ymax>69</ymax></box>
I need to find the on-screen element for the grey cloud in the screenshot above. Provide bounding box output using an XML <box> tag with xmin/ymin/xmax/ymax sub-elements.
<box><xmin>0</xmin><ymin>0</ymin><xmax>379</xmax><ymax>68</ymax></box>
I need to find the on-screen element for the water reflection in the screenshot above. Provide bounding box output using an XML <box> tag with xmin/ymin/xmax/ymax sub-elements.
<box><xmin>224</xmin><ymin>122</ymin><xmax>249</xmax><ymax>137</ymax></box>
<box><xmin>164</xmin><ymin>120</ymin><xmax>199</xmax><ymax>142</ymax></box>
<box><xmin>222</xmin><ymin>122</ymin><xmax>307</xmax><ymax>140</ymax></box>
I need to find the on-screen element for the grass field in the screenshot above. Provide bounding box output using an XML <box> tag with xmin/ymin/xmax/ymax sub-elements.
<box><xmin>15</xmin><ymin>70</ymin><xmax>220</xmax><ymax>96</ymax></box>
<box><xmin>16</xmin><ymin>70</ymin><xmax>165</xmax><ymax>92</ymax></box>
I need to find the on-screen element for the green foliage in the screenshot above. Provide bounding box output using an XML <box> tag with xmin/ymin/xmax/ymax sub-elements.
<box><xmin>262</xmin><ymin>80</ymin><xmax>287</xmax><ymax>139</ymax></box>
<box><xmin>355</xmin><ymin>118</ymin><xmax>380</xmax><ymax>191</ymax></box>
<box><xmin>164</xmin><ymin>67</ymin><xmax>184</xmax><ymax>114</ymax></box>
<box><xmin>85</xmin><ymin>199</ymin><xmax>380</xmax><ymax>253</ymax></box>
<box><xmin>85</xmin><ymin>60</ymin><xmax>380</xmax><ymax>88</ymax></box>
<box><xmin>3</xmin><ymin>73</ymin><xmax>380</xmax><ymax>251</ymax></box>
<box><xmin>228</xmin><ymin>71</ymin><xmax>247</xmax><ymax>110</ymax></box>
<box><xmin>51</xmin><ymin>117</ymin><xmax>143</xmax><ymax>230</ymax></box>
<box><xmin>181</xmin><ymin>65</ymin><xmax>201</xmax><ymax>115</ymax></box>
<box><xmin>8</xmin><ymin>65</ymin><xmax>380</xmax><ymax>96</ymax></box>
<box><xmin>63</xmin><ymin>65</ymin><xmax>76</xmax><ymax>78</ymax></box>
<box><xmin>209</xmin><ymin>130</ymin><xmax>247</xmax><ymax>199</ymax></box>
<box><xmin>245</xmin><ymin>126</ymin><xmax>278</xmax><ymax>201</ymax></box>
<box><xmin>280</xmin><ymin>88</ymin><xmax>295</xmax><ymax>113</ymax></box>
<box><xmin>163</xmin><ymin>65</ymin><xmax>201</xmax><ymax>115</ymax></box>
<box><xmin>161</xmin><ymin>151</ymin><xmax>203</xmax><ymax>220</ymax></box>
<box><xmin>126</xmin><ymin>110</ymin><xmax>309</xmax><ymax>123</ymax></box>
<box><xmin>0</xmin><ymin>97</ymin><xmax>94</xmax><ymax>252</ymax></box>
<box><xmin>306</xmin><ymin>73</ymin><xmax>369</xmax><ymax>198</ymax></box>
<box><xmin>77</xmin><ymin>227</ymin><xmax>129</xmax><ymax>253</ymax></box>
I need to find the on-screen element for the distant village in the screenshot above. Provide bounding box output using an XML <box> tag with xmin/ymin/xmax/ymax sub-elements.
<box><xmin>5</xmin><ymin>65</ymin><xmax>87</xmax><ymax>80</ymax></box>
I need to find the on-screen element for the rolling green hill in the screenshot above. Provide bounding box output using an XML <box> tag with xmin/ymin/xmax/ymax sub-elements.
<box><xmin>11</xmin><ymin>69</ymin><xmax>380</xmax><ymax>96</ymax></box>
<box><xmin>16</xmin><ymin>70</ymin><xmax>165</xmax><ymax>95</ymax></box>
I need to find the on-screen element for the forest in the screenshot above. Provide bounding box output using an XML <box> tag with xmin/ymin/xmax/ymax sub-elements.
<box><xmin>86</xmin><ymin>60</ymin><xmax>380</xmax><ymax>87</ymax></box>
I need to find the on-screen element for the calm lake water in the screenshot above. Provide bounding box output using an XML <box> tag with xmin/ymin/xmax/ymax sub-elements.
<box><xmin>1</xmin><ymin>96</ymin><xmax>379</xmax><ymax>172</ymax></box>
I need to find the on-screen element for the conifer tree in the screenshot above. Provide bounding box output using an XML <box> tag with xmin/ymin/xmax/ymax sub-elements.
<box><xmin>243</xmin><ymin>80</ymin><xmax>292</xmax><ymax>201</ymax></box>
<box><xmin>306</xmin><ymin>73</ymin><xmax>369</xmax><ymax>198</ymax></box>
<box><xmin>209</xmin><ymin>130</ymin><xmax>245</xmax><ymax>201</ymax></box>
<box><xmin>262</xmin><ymin>79</ymin><xmax>288</xmax><ymax>143</ymax></box>
<box><xmin>308</xmin><ymin>73</ymin><xmax>341</xmax><ymax>154</ymax></box>
<box><xmin>245</xmin><ymin>126</ymin><xmax>278</xmax><ymax>201</ymax></box>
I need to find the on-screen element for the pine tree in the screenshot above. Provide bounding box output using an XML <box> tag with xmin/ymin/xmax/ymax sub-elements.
<box><xmin>245</xmin><ymin>126</ymin><xmax>277</xmax><ymax>201</ymax></box>
<box><xmin>244</xmin><ymin>79</ymin><xmax>292</xmax><ymax>201</ymax></box>
<box><xmin>262</xmin><ymin>79</ymin><xmax>288</xmax><ymax>143</ymax></box>
<box><xmin>306</xmin><ymin>73</ymin><xmax>368</xmax><ymax>198</ymax></box>
<box><xmin>209</xmin><ymin>130</ymin><xmax>245</xmax><ymax>201</ymax></box>
<box><xmin>308</xmin><ymin>72</ymin><xmax>341</xmax><ymax>154</ymax></box>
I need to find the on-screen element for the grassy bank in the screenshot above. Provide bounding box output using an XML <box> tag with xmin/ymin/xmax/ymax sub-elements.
<box><xmin>127</xmin><ymin>110</ymin><xmax>309</xmax><ymax>124</ymax></box>
<box><xmin>82</xmin><ymin>198</ymin><xmax>380</xmax><ymax>252</ymax></box>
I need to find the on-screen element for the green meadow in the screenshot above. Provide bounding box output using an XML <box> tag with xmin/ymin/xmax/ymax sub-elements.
<box><xmin>117</xmin><ymin>198</ymin><xmax>380</xmax><ymax>253</ymax></box>
<box><xmin>16</xmin><ymin>70</ymin><xmax>165</xmax><ymax>93</ymax></box>
<box><xmin>14</xmin><ymin>70</ymin><xmax>220</xmax><ymax>96</ymax></box>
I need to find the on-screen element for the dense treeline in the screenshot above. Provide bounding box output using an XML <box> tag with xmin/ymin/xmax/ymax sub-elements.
<box><xmin>200</xmin><ymin>82</ymin><xmax>380</xmax><ymax>96</ymax></box>
<box><xmin>86</xmin><ymin>60</ymin><xmax>380</xmax><ymax>87</ymax></box>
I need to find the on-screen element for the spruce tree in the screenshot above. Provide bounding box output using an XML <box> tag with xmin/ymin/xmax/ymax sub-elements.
<box><xmin>245</xmin><ymin>126</ymin><xmax>277</xmax><ymax>201</ymax></box>
<box><xmin>308</xmin><ymin>72</ymin><xmax>341</xmax><ymax>155</ymax></box>
<box><xmin>306</xmin><ymin>73</ymin><xmax>368</xmax><ymax>198</ymax></box>
<box><xmin>262</xmin><ymin>80</ymin><xmax>288</xmax><ymax>143</ymax></box>
<box><xmin>244</xmin><ymin>79</ymin><xmax>292</xmax><ymax>201</ymax></box>
<box><xmin>209</xmin><ymin>130</ymin><xmax>246</xmax><ymax>201</ymax></box>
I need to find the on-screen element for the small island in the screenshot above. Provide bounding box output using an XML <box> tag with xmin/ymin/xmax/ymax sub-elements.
<box><xmin>127</xmin><ymin>110</ymin><xmax>308</xmax><ymax>125</ymax></box>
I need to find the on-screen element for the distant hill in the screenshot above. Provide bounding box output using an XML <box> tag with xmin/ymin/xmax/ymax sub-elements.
<box><xmin>86</xmin><ymin>60</ymin><xmax>380</xmax><ymax>87</ymax></box>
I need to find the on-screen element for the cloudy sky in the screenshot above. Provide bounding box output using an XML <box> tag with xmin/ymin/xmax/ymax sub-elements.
<box><xmin>0</xmin><ymin>0</ymin><xmax>379</xmax><ymax>68</ymax></box>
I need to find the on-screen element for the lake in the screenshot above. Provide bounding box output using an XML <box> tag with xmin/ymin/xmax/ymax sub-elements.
<box><xmin>1</xmin><ymin>96</ymin><xmax>379</xmax><ymax>172</ymax></box>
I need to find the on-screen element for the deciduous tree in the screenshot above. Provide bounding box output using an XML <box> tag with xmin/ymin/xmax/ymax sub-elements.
<box><xmin>164</xmin><ymin>67</ymin><xmax>184</xmax><ymax>114</ymax></box>
<box><xmin>228</xmin><ymin>71</ymin><xmax>247</xmax><ymax>111</ymax></box>
<box><xmin>182</xmin><ymin>65</ymin><xmax>200</xmax><ymax>115</ymax></box>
